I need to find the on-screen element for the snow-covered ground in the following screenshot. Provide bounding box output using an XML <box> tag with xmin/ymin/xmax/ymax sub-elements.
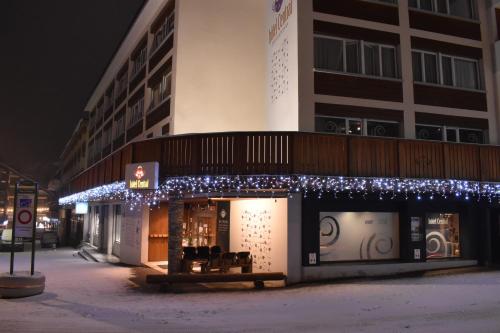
<box><xmin>1</xmin><ymin>248</ymin><xmax>500</xmax><ymax>333</ymax></box>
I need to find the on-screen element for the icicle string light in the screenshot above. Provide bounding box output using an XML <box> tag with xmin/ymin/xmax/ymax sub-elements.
<box><xmin>58</xmin><ymin>175</ymin><xmax>500</xmax><ymax>207</ymax></box>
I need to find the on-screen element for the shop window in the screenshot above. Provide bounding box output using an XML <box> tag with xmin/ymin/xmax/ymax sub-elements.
<box><xmin>182</xmin><ymin>204</ymin><xmax>217</xmax><ymax>247</ymax></box>
<box><xmin>425</xmin><ymin>213</ymin><xmax>460</xmax><ymax>259</ymax></box>
<box><xmin>319</xmin><ymin>212</ymin><xmax>400</xmax><ymax>262</ymax></box>
<box><xmin>316</xmin><ymin>116</ymin><xmax>401</xmax><ymax>138</ymax></box>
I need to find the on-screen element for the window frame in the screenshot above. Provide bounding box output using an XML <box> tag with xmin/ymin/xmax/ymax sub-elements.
<box><xmin>316</xmin><ymin>115</ymin><xmax>401</xmax><ymax>138</ymax></box>
<box><xmin>410</xmin><ymin>0</ymin><xmax>478</xmax><ymax>21</ymax></box>
<box><xmin>412</xmin><ymin>49</ymin><xmax>483</xmax><ymax>92</ymax></box>
<box><xmin>416</xmin><ymin>123</ymin><xmax>486</xmax><ymax>143</ymax></box>
<box><xmin>314</xmin><ymin>35</ymin><xmax>401</xmax><ymax>81</ymax></box>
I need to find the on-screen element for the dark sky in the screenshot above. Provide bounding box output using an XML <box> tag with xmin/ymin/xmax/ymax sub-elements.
<box><xmin>0</xmin><ymin>0</ymin><xmax>144</xmax><ymax>185</ymax></box>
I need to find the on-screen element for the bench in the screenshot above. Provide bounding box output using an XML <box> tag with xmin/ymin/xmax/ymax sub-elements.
<box><xmin>146</xmin><ymin>272</ymin><xmax>287</xmax><ymax>289</ymax></box>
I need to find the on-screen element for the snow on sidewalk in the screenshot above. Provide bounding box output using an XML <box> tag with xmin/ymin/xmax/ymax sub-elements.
<box><xmin>1</xmin><ymin>248</ymin><xmax>500</xmax><ymax>333</ymax></box>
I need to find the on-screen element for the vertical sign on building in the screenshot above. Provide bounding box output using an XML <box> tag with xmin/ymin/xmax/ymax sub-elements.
<box><xmin>267</xmin><ymin>0</ymin><xmax>299</xmax><ymax>130</ymax></box>
<box><xmin>216</xmin><ymin>201</ymin><xmax>230</xmax><ymax>252</ymax></box>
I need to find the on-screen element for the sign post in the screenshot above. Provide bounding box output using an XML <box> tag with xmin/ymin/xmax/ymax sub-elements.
<box><xmin>9</xmin><ymin>180</ymin><xmax>38</xmax><ymax>276</ymax></box>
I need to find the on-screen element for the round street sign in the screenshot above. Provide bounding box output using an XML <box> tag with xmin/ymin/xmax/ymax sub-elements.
<box><xmin>17</xmin><ymin>209</ymin><xmax>33</xmax><ymax>225</ymax></box>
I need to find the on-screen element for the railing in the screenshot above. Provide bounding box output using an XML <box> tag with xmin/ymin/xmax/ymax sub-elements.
<box><xmin>70</xmin><ymin>132</ymin><xmax>500</xmax><ymax>193</ymax></box>
<box><xmin>149</xmin><ymin>73</ymin><xmax>171</xmax><ymax>112</ymax></box>
<box><xmin>150</xmin><ymin>12</ymin><xmax>175</xmax><ymax>57</ymax></box>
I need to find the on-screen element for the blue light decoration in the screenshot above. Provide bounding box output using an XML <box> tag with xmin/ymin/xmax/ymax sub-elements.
<box><xmin>58</xmin><ymin>175</ymin><xmax>500</xmax><ymax>207</ymax></box>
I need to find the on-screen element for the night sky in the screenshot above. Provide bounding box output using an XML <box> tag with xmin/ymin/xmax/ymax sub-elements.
<box><xmin>0</xmin><ymin>0</ymin><xmax>145</xmax><ymax>186</ymax></box>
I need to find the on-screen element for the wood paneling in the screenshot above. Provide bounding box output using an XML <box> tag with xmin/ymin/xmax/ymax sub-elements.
<box><xmin>409</xmin><ymin>10</ymin><xmax>481</xmax><ymax>41</ymax></box>
<box><xmin>444</xmin><ymin>143</ymin><xmax>480</xmax><ymax>180</ymax></box>
<box><xmin>104</xmin><ymin>157</ymin><xmax>113</xmax><ymax>184</ymax></box>
<box><xmin>313</xmin><ymin>0</ymin><xmax>399</xmax><ymax>26</ymax></box>
<box><xmin>414</xmin><ymin>84</ymin><xmax>487</xmax><ymax>112</ymax></box>
<box><xmin>68</xmin><ymin>132</ymin><xmax>500</xmax><ymax>194</ymax></box>
<box><xmin>314</xmin><ymin>20</ymin><xmax>400</xmax><ymax>45</ymax></box>
<box><xmin>349</xmin><ymin>137</ymin><xmax>398</xmax><ymax>177</ymax></box>
<box><xmin>292</xmin><ymin>134</ymin><xmax>347</xmax><ymax>176</ymax></box>
<box><xmin>399</xmin><ymin>140</ymin><xmax>444</xmax><ymax>179</ymax></box>
<box><xmin>315</xmin><ymin>72</ymin><xmax>403</xmax><ymax>102</ymax></box>
<box><xmin>148</xmin><ymin>202</ymin><xmax>168</xmax><ymax>262</ymax></box>
<box><xmin>112</xmin><ymin>152</ymin><xmax>122</xmax><ymax>182</ymax></box>
<box><xmin>480</xmin><ymin>146</ymin><xmax>500</xmax><ymax>182</ymax></box>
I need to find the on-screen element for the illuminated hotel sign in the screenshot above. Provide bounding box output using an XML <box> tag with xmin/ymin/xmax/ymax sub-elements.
<box><xmin>268</xmin><ymin>0</ymin><xmax>293</xmax><ymax>44</ymax></box>
<box><xmin>125</xmin><ymin>162</ymin><xmax>159</xmax><ymax>190</ymax></box>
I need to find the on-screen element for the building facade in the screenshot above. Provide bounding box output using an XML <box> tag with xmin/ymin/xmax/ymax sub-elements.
<box><xmin>59</xmin><ymin>0</ymin><xmax>500</xmax><ymax>284</ymax></box>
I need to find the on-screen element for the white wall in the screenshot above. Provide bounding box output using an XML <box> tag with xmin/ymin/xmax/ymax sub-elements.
<box><xmin>230</xmin><ymin>198</ymin><xmax>288</xmax><ymax>274</ymax></box>
<box><xmin>172</xmin><ymin>0</ymin><xmax>268</xmax><ymax>134</ymax></box>
<box><xmin>267</xmin><ymin>0</ymin><xmax>300</xmax><ymax>131</ymax></box>
<box><xmin>120</xmin><ymin>204</ymin><xmax>149</xmax><ymax>265</ymax></box>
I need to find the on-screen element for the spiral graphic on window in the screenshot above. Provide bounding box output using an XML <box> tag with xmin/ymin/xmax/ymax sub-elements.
<box><xmin>360</xmin><ymin>233</ymin><xmax>394</xmax><ymax>260</ymax></box>
<box><xmin>426</xmin><ymin>231</ymin><xmax>448</xmax><ymax>258</ymax></box>
<box><xmin>319</xmin><ymin>216</ymin><xmax>340</xmax><ymax>256</ymax></box>
<box><xmin>370</xmin><ymin>125</ymin><xmax>387</xmax><ymax>137</ymax></box>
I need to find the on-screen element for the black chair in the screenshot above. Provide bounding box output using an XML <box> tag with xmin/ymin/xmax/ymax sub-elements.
<box><xmin>221</xmin><ymin>252</ymin><xmax>236</xmax><ymax>273</ymax></box>
<box><xmin>209</xmin><ymin>246</ymin><xmax>222</xmax><ymax>270</ymax></box>
<box><xmin>181</xmin><ymin>247</ymin><xmax>197</xmax><ymax>273</ymax></box>
<box><xmin>237</xmin><ymin>252</ymin><xmax>253</xmax><ymax>273</ymax></box>
<box><xmin>197</xmin><ymin>246</ymin><xmax>210</xmax><ymax>260</ymax></box>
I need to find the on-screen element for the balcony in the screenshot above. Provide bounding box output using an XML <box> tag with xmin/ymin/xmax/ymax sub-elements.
<box><xmin>70</xmin><ymin>132</ymin><xmax>500</xmax><ymax>193</ymax></box>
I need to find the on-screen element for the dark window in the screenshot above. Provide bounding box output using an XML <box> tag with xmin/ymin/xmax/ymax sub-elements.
<box><xmin>416</xmin><ymin>125</ymin><xmax>443</xmax><ymax>141</ymax></box>
<box><xmin>367</xmin><ymin>120</ymin><xmax>400</xmax><ymax>137</ymax></box>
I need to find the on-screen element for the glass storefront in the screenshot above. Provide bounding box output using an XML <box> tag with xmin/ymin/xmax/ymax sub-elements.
<box><xmin>319</xmin><ymin>212</ymin><xmax>400</xmax><ymax>262</ymax></box>
<box><xmin>425</xmin><ymin>213</ymin><xmax>460</xmax><ymax>259</ymax></box>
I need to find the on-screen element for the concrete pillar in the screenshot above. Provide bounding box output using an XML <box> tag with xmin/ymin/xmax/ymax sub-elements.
<box><xmin>168</xmin><ymin>200</ymin><xmax>184</xmax><ymax>274</ymax></box>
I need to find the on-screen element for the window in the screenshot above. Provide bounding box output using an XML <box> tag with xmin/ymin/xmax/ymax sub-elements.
<box><xmin>128</xmin><ymin>97</ymin><xmax>144</xmax><ymax>128</ymax></box>
<box><xmin>102</xmin><ymin>127</ymin><xmax>112</xmax><ymax>148</ymax></box>
<box><xmin>131</xmin><ymin>47</ymin><xmax>147</xmax><ymax>78</ymax></box>
<box><xmin>149</xmin><ymin>73</ymin><xmax>172</xmax><ymax>111</ymax></box>
<box><xmin>426</xmin><ymin>213</ymin><xmax>460</xmax><ymax>259</ymax></box>
<box><xmin>315</xmin><ymin>36</ymin><xmax>399</xmax><ymax>79</ymax></box>
<box><xmin>151</xmin><ymin>11</ymin><xmax>175</xmax><ymax>55</ymax></box>
<box><xmin>319</xmin><ymin>212</ymin><xmax>400</xmax><ymax>262</ymax></box>
<box><xmin>162</xmin><ymin>123</ymin><xmax>170</xmax><ymax>136</ymax></box>
<box><xmin>412</xmin><ymin>50</ymin><xmax>481</xmax><ymax>90</ymax></box>
<box><xmin>116</xmin><ymin>71</ymin><xmax>128</xmax><ymax>97</ymax></box>
<box><xmin>416</xmin><ymin>124</ymin><xmax>485</xmax><ymax>143</ymax></box>
<box><xmin>316</xmin><ymin>116</ymin><xmax>401</xmax><ymax>138</ymax></box>
<box><xmin>409</xmin><ymin>0</ymin><xmax>477</xmax><ymax>20</ymax></box>
<box><xmin>114</xmin><ymin>115</ymin><xmax>125</xmax><ymax>138</ymax></box>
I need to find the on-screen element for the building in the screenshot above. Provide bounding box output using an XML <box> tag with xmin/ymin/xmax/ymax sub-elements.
<box><xmin>0</xmin><ymin>163</ymin><xmax>53</xmax><ymax>235</ymax></box>
<box><xmin>58</xmin><ymin>0</ymin><xmax>500</xmax><ymax>284</ymax></box>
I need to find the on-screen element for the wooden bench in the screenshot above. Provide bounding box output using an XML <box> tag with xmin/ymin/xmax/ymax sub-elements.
<box><xmin>146</xmin><ymin>272</ymin><xmax>286</xmax><ymax>289</ymax></box>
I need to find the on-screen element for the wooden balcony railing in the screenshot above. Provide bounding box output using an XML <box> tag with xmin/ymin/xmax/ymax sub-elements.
<box><xmin>69</xmin><ymin>132</ymin><xmax>500</xmax><ymax>193</ymax></box>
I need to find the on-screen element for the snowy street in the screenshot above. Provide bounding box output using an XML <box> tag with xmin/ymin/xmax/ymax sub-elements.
<box><xmin>1</xmin><ymin>248</ymin><xmax>500</xmax><ymax>333</ymax></box>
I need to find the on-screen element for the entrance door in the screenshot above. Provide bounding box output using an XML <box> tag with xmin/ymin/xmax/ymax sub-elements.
<box><xmin>148</xmin><ymin>202</ymin><xmax>168</xmax><ymax>262</ymax></box>
<box><xmin>92</xmin><ymin>206</ymin><xmax>101</xmax><ymax>248</ymax></box>
<box><xmin>112</xmin><ymin>205</ymin><xmax>122</xmax><ymax>257</ymax></box>
<box><xmin>492</xmin><ymin>210</ymin><xmax>500</xmax><ymax>264</ymax></box>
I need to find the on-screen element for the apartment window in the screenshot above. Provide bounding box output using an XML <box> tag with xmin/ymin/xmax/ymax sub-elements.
<box><xmin>315</xmin><ymin>36</ymin><xmax>399</xmax><ymax>79</ymax></box>
<box><xmin>409</xmin><ymin>0</ymin><xmax>477</xmax><ymax>20</ymax></box>
<box><xmin>316</xmin><ymin>116</ymin><xmax>401</xmax><ymax>138</ymax></box>
<box><xmin>128</xmin><ymin>97</ymin><xmax>144</xmax><ymax>128</ymax></box>
<box><xmin>114</xmin><ymin>115</ymin><xmax>125</xmax><ymax>138</ymax></box>
<box><xmin>412</xmin><ymin>50</ymin><xmax>481</xmax><ymax>90</ymax></box>
<box><xmin>151</xmin><ymin>11</ymin><xmax>175</xmax><ymax>55</ymax></box>
<box><xmin>131</xmin><ymin>47</ymin><xmax>147</xmax><ymax>78</ymax></box>
<box><xmin>116</xmin><ymin>71</ymin><xmax>128</xmax><ymax>97</ymax></box>
<box><xmin>416</xmin><ymin>124</ymin><xmax>485</xmax><ymax>143</ymax></box>
<box><xmin>162</xmin><ymin>123</ymin><xmax>170</xmax><ymax>136</ymax></box>
<box><xmin>102</xmin><ymin>127</ymin><xmax>112</xmax><ymax>148</ymax></box>
<box><xmin>149</xmin><ymin>73</ymin><xmax>172</xmax><ymax>111</ymax></box>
